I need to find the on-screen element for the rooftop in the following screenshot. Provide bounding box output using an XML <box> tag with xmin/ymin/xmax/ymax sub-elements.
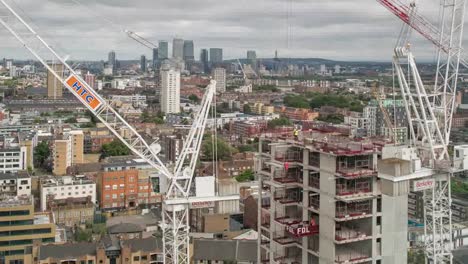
<box><xmin>192</xmin><ymin>239</ymin><xmax>257</xmax><ymax>262</ymax></box>
<box><xmin>102</xmin><ymin>156</ymin><xmax>151</xmax><ymax>168</ymax></box>
<box><xmin>0</xmin><ymin>195</ymin><xmax>32</xmax><ymax>208</ymax></box>
<box><xmin>0</xmin><ymin>172</ymin><xmax>30</xmax><ymax>180</ymax></box>
<box><xmin>41</xmin><ymin>175</ymin><xmax>95</xmax><ymax>187</ymax></box>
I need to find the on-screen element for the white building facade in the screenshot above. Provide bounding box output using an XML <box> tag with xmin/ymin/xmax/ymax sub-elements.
<box><xmin>40</xmin><ymin>175</ymin><xmax>96</xmax><ymax>211</ymax></box>
<box><xmin>160</xmin><ymin>68</ymin><xmax>181</xmax><ymax>114</ymax></box>
<box><xmin>213</xmin><ymin>68</ymin><xmax>226</xmax><ymax>93</ymax></box>
<box><xmin>0</xmin><ymin>147</ymin><xmax>27</xmax><ymax>174</ymax></box>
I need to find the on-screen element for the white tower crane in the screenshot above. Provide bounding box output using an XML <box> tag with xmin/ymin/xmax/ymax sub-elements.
<box><xmin>0</xmin><ymin>1</ymin><xmax>238</xmax><ymax>263</ymax></box>
<box><xmin>389</xmin><ymin>0</ymin><xmax>466</xmax><ymax>263</ymax></box>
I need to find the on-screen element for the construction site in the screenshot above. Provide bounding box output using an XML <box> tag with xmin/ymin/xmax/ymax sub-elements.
<box><xmin>1</xmin><ymin>0</ymin><xmax>468</xmax><ymax>263</ymax></box>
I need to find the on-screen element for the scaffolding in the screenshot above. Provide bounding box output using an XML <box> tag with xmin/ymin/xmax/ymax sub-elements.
<box><xmin>336</xmin><ymin>200</ymin><xmax>372</xmax><ymax>219</ymax></box>
<box><xmin>335</xmin><ymin>223</ymin><xmax>371</xmax><ymax>243</ymax></box>
<box><xmin>336</xmin><ymin>178</ymin><xmax>372</xmax><ymax>197</ymax></box>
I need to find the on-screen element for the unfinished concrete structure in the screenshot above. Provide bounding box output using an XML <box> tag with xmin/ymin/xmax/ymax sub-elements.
<box><xmin>257</xmin><ymin>130</ymin><xmax>388</xmax><ymax>264</ymax></box>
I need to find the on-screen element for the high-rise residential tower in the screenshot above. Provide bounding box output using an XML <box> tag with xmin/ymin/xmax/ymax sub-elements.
<box><xmin>172</xmin><ymin>38</ymin><xmax>184</xmax><ymax>60</ymax></box>
<box><xmin>183</xmin><ymin>40</ymin><xmax>195</xmax><ymax>61</ymax></box>
<box><xmin>108</xmin><ymin>50</ymin><xmax>116</xmax><ymax>74</ymax></box>
<box><xmin>160</xmin><ymin>67</ymin><xmax>181</xmax><ymax>114</ymax></box>
<box><xmin>152</xmin><ymin>48</ymin><xmax>159</xmax><ymax>68</ymax></box>
<box><xmin>200</xmin><ymin>49</ymin><xmax>209</xmax><ymax>73</ymax></box>
<box><xmin>140</xmin><ymin>55</ymin><xmax>147</xmax><ymax>72</ymax></box>
<box><xmin>213</xmin><ymin>67</ymin><xmax>226</xmax><ymax>93</ymax></box>
<box><xmin>158</xmin><ymin>41</ymin><xmax>169</xmax><ymax>60</ymax></box>
<box><xmin>210</xmin><ymin>48</ymin><xmax>223</xmax><ymax>64</ymax></box>
<box><xmin>47</xmin><ymin>63</ymin><xmax>64</xmax><ymax>99</ymax></box>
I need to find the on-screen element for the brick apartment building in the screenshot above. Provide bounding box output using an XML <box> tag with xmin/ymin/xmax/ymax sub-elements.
<box><xmin>98</xmin><ymin>157</ymin><xmax>161</xmax><ymax>211</ymax></box>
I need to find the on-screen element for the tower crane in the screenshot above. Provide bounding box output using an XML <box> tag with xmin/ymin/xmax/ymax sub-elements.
<box><xmin>236</xmin><ymin>59</ymin><xmax>253</xmax><ymax>93</ymax></box>
<box><xmin>371</xmin><ymin>84</ymin><xmax>396</xmax><ymax>142</ymax></box>
<box><xmin>0</xmin><ymin>1</ymin><xmax>238</xmax><ymax>263</ymax></box>
<box><xmin>389</xmin><ymin>0</ymin><xmax>466</xmax><ymax>263</ymax></box>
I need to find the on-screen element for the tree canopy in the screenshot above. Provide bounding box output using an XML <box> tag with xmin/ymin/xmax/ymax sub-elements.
<box><xmin>282</xmin><ymin>93</ymin><xmax>366</xmax><ymax>112</ymax></box>
<box><xmin>236</xmin><ymin>169</ymin><xmax>255</xmax><ymax>182</ymax></box>
<box><xmin>188</xmin><ymin>94</ymin><xmax>200</xmax><ymax>103</ymax></box>
<box><xmin>267</xmin><ymin>117</ymin><xmax>293</xmax><ymax>128</ymax></box>
<box><xmin>202</xmin><ymin>137</ymin><xmax>238</xmax><ymax>161</ymax></box>
<box><xmin>101</xmin><ymin>140</ymin><xmax>130</xmax><ymax>157</ymax></box>
<box><xmin>34</xmin><ymin>141</ymin><xmax>50</xmax><ymax>166</ymax></box>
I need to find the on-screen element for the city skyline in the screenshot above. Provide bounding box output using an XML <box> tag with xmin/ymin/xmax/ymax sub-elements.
<box><xmin>0</xmin><ymin>0</ymin><xmax>449</xmax><ymax>62</ymax></box>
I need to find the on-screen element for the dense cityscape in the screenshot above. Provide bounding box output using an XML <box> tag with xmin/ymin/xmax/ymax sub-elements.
<box><xmin>2</xmin><ymin>0</ymin><xmax>468</xmax><ymax>264</ymax></box>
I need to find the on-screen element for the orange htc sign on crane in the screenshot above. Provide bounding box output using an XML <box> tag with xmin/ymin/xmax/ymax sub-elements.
<box><xmin>65</xmin><ymin>75</ymin><xmax>102</xmax><ymax>110</ymax></box>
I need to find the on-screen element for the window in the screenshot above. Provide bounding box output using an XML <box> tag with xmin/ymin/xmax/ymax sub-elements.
<box><xmin>141</xmin><ymin>256</ymin><xmax>147</xmax><ymax>260</ymax></box>
<box><xmin>20</xmin><ymin>180</ymin><xmax>28</xmax><ymax>185</ymax></box>
<box><xmin>112</xmin><ymin>185</ymin><xmax>117</xmax><ymax>190</ymax></box>
<box><xmin>88</xmin><ymin>261</ymin><xmax>93</xmax><ymax>264</ymax></box>
<box><xmin>133</xmin><ymin>256</ymin><xmax>140</xmax><ymax>261</ymax></box>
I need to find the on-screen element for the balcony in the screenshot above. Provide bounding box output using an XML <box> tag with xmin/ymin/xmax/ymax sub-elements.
<box><xmin>308</xmin><ymin>172</ymin><xmax>320</xmax><ymax>189</ymax></box>
<box><xmin>273</xmin><ymin>169</ymin><xmax>302</xmax><ymax>184</ymax></box>
<box><xmin>336</xmin><ymin>179</ymin><xmax>372</xmax><ymax>198</ymax></box>
<box><xmin>274</xmin><ymin>216</ymin><xmax>302</xmax><ymax>226</ymax></box>
<box><xmin>274</xmin><ymin>189</ymin><xmax>301</xmax><ymax>205</ymax></box>
<box><xmin>274</xmin><ymin>148</ymin><xmax>303</xmax><ymax>163</ymax></box>
<box><xmin>335</xmin><ymin>248</ymin><xmax>371</xmax><ymax>264</ymax></box>
<box><xmin>336</xmin><ymin>201</ymin><xmax>372</xmax><ymax>220</ymax></box>
<box><xmin>309</xmin><ymin>195</ymin><xmax>320</xmax><ymax>212</ymax></box>
<box><xmin>336</xmin><ymin>156</ymin><xmax>376</xmax><ymax>178</ymax></box>
<box><xmin>335</xmin><ymin>225</ymin><xmax>371</xmax><ymax>244</ymax></box>
<box><xmin>272</xmin><ymin>232</ymin><xmax>298</xmax><ymax>245</ymax></box>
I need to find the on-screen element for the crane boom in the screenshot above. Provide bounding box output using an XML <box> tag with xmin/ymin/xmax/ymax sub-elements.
<box><xmin>0</xmin><ymin>2</ymin><xmax>226</xmax><ymax>263</ymax></box>
<box><xmin>125</xmin><ymin>30</ymin><xmax>158</xmax><ymax>50</ymax></box>
<box><xmin>0</xmin><ymin>0</ymin><xmax>171</xmax><ymax>179</ymax></box>
<box><xmin>377</xmin><ymin>0</ymin><xmax>468</xmax><ymax>68</ymax></box>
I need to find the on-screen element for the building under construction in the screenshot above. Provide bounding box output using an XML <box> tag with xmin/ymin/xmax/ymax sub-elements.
<box><xmin>256</xmin><ymin>127</ymin><xmax>391</xmax><ymax>263</ymax></box>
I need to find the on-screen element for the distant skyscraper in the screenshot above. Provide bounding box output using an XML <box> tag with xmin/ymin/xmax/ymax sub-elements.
<box><xmin>247</xmin><ymin>50</ymin><xmax>256</xmax><ymax>60</ymax></box>
<box><xmin>210</xmin><ymin>48</ymin><xmax>223</xmax><ymax>64</ymax></box>
<box><xmin>172</xmin><ymin>38</ymin><xmax>184</xmax><ymax>60</ymax></box>
<box><xmin>200</xmin><ymin>49</ymin><xmax>209</xmax><ymax>73</ymax></box>
<box><xmin>140</xmin><ymin>55</ymin><xmax>147</xmax><ymax>72</ymax></box>
<box><xmin>213</xmin><ymin>67</ymin><xmax>226</xmax><ymax>93</ymax></box>
<box><xmin>320</xmin><ymin>64</ymin><xmax>327</xmax><ymax>75</ymax></box>
<box><xmin>158</xmin><ymin>41</ymin><xmax>169</xmax><ymax>60</ymax></box>
<box><xmin>334</xmin><ymin>64</ymin><xmax>341</xmax><ymax>74</ymax></box>
<box><xmin>152</xmin><ymin>48</ymin><xmax>159</xmax><ymax>68</ymax></box>
<box><xmin>108</xmin><ymin>51</ymin><xmax>116</xmax><ymax>74</ymax></box>
<box><xmin>5</xmin><ymin>59</ymin><xmax>13</xmax><ymax>70</ymax></box>
<box><xmin>160</xmin><ymin>67</ymin><xmax>181</xmax><ymax>114</ymax></box>
<box><xmin>9</xmin><ymin>66</ymin><xmax>16</xmax><ymax>77</ymax></box>
<box><xmin>47</xmin><ymin>63</ymin><xmax>64</xmax><ymax>99</ymax></box>
<box><xmin>183</xmin><ymin>40</ymin><xmax>194</xmax><ymax>61</ymax></box>
<box><xmin>84</xmin><ymin>72</ymin><xmax>96</xmax><ymax>89</ymax></box>
<box><xmin>247</xmin><ymin>50</ymin><xmax>257</xmax><ymax>71</ymax></box>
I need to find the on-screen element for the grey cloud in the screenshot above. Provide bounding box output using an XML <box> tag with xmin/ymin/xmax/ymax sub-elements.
<box><xmin>0</xmin><ymin>0</ymin><xmax>455</xmax><ymax>61</ymax></box>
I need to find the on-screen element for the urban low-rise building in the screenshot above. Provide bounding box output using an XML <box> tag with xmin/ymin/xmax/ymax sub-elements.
<box><xmin>40</xmin><ymin>175</ymin><xmax>96</xmax><ymax>212</ymax></box>
<box><xmin>36</xmin><ymin>236</ymin><xmax>163</xmax><ymax>264</ymax></box>
<box><xmin>0</xmin><ymin>172</ymin><xmax>31</xmax><ymax>197</ymax></box>
<box><xmin>0</xmin><ymin>195</ymin><xmax>56</xmax><ymax>264</ymax></box>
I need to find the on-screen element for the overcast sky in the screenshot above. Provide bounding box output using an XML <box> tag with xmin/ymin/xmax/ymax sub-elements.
<box><xmin>0</xmin><ymin>0</ymin><xmax>450</xmax><ymax>62</ymax></box>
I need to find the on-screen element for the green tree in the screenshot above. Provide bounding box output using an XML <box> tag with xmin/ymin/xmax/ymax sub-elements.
<box><xmin>238</xmin><ymin>144</ymin><xmax>256</xmax><ymax>153</ymax></box>
<box><xmin>188</xmin><ymin>94</ymin><xmax>200</xmax><ymax>103</ymax></box>
<box><xmin>236</xmin><ymin>169</ymin><xmax>255</xmax><ymax>182</ymax></box>
<box><xmin>202</xmin><ymin>137</ymin><xmax>238</xmax><ymax>161</ymax></box>
<box><xmin>101</xmin><ymin>140</ymin><xmax>130</xmax><ymax>157</ymax></box>
<box><xmin>284</xmin><ymin>95</ymin><xmax>310</xmax><ymax>109</ymax></box>
<box><xmin>317</xmin><ymin>114</ymin><xmax>344</xmax><ymax>124</ymax></box>
<box><xmin>75</xmin><ymin>227</ymin><xmax>92</xmax><ymax>242</ymax></box>
<box><xmin>64</xmin><ymin>117</ymin><xmax>77</xmax><ymax>123</ymax></box>
<box><xmin>34</xmin><ymin>141</ymin><xmax>50</xmax><ymax>166</ymax></box>
<box><xmin>243</xmin><ymin>104</ymin><xmax>252</xmax><ymax>114</ymax></box>
<box><xmin>267</xmin><ymin>117</ymin><xmax>293</xmax><ymax>128</ymax></box>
